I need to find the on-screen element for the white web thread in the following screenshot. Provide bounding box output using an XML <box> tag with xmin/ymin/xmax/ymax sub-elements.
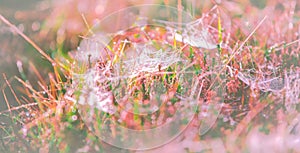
<box><xmin>74</xmin><ymin>42</ymin><xmax>183</xmax><ymax>114</ymax></box>
<box><xmin>179</xmin><ymin>18</ymin><xmax>217</xmax><ymax>49</ymax></box>
<box><xmin>74</xmin><ymin>61</ymin><xmax>116</xmax><ymax>114</ymax></box>
<box><xmin>284</xmin><ymin>70</ymin><xmax>300</xmax><ymax>111</ymax></box>
<box><xmin>153</xmin><ymin>7</ymin><xmax>218</xmax><ymax>49</ymax></box>
<box><xmin>226</xmin><ymin>65</ymin><xmax>284</xmax><ymax>93</ymax></box>
<box><xmin>228</xmin><ymin>66</ymin><xmax>300</xmax><ymax>111</ymax></box>
<box><xmin>114</xmin><ymin>43</ymin><xmax>183</xmax><ymax>78</ymax></box>
<box><xmin>236</xmin><ymin>71</ymin><xmax>284</xmax><ymax>93</ymax></box>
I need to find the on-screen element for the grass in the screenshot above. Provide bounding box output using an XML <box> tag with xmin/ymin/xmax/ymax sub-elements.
<box><xmin>0</xmin><ymin>0</ymin><xmax>300</xmax><ymax>152</ymax></box>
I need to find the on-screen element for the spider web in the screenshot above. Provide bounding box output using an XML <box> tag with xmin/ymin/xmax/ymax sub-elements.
<box><xmin>114</xmin><ymin>43</ymin><xmax>183</xmax><ymax>78</ymax></box>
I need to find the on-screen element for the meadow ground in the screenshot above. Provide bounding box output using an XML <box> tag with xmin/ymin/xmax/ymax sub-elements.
<box><xmin>0</xmin><ymin>0</ymin><xmax>300</xmax><ymax>152</ymax></box>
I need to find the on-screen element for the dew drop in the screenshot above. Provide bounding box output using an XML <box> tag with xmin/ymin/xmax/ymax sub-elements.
<box><xmin>71</xmin><ymin>107</ymin><xmax>76</xmax><ymax>112</ymax></box>
<box><xmin>72</xmin><ymin>115</ymin><xmax>78</xmax><ymax>121</ymax></box>
<box><xmin>152</xmin><ymin>105</ymin><xmax>159</xmax><ymax>111</ymax></box>
<box><xmin>21</xmin><ymin>127</ymin><xmax>28</xmax><ymax>137</ymax></box>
